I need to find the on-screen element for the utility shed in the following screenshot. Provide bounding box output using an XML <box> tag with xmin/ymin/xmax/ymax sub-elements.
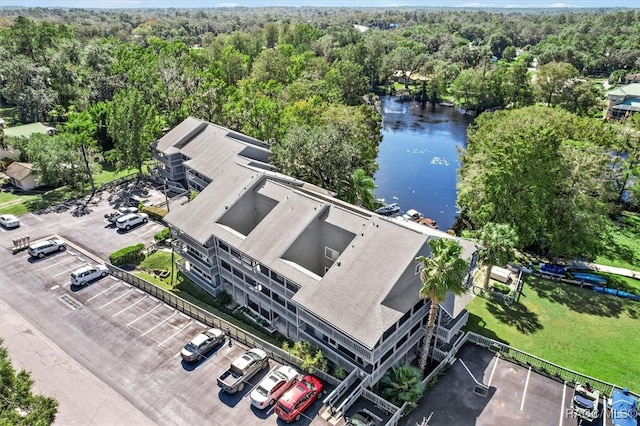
<box><xmin>490</xmin><ymin>266</ymin><xmax>511</xmax><ymax>284</ymax></box>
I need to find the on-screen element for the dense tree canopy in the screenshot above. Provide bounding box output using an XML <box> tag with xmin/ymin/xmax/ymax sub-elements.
<box><xmin>0</xmin><ymin>339</ymin><xmax>58</xmax><ymax>425</ymax></box>
<box><xmin>458</xmin><ymin>106</ymin><xmax>618</xmax><ymax>258</ymax></box>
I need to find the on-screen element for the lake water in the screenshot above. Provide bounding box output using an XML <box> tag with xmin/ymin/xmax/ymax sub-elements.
<box><xmin>374</xmin><ymin>96</ymin><xmax>473</xmax><ymax>231</ymax></box>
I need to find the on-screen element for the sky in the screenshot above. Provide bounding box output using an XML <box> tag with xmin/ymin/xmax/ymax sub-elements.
<box><xmin>2</xmin><ymin>0</ymin><xmax>639</xmax><ymax>9</ymax></box>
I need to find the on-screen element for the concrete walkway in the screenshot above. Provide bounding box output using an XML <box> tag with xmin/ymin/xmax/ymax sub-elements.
<box><xmin>567</xmin><ymin>260</ymin><xmax>640</xmax><ymax>280</ymax></box>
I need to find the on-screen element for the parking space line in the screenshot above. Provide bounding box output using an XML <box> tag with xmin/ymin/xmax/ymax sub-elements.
<box><xmin>487</xmin><ymin>353</ymin><xmax>499</xmax><ymax>387</ymax></box>
<box><xmin>559</xmin><ymin>381</ymin><xmax>566</xmax><ymax>426</ymax></box>
<box><xmin>520</xmin><ymin>367</ymin><xmax>531</xmax><ymax>411</ymax></box>
<box><xmin>158</xmin><ymin>320</ymin><xmax>194</xmax><ymax>346</ymax></box>
<box><xmin>141</xmin><ymin>312</ymin><xmax>176</xmax><ymax>336</ymax></box>
<box><xmin>127</xmin><ymin>303</ymin><xmax>162</xmax><ymax>326</ymax></box>
<box><xmin>87</xmin><ymin>283</ymin><xmax>121</xmax><ymax>301</ymax></box>
<box><xmin>99</xmin><ymin>288</ymin><xmax>134</xmax><ymax>309</ymax></box>
<box><xmin>29</xmin><ymin>213</ymin><xmax>43</xmax><ymax>222</ymax></box>
<box><xmin>52</xmin><ymin>264</ymin><xmax>86</xmax><ymax>277</ymax></box>
<box><xmin>42</xmin><ymin>256</ymin><xmax>78</xmax><ymax>270</ymax></box>
<box><xmin>112</xmin><ymin>295</ymin><xmax>148</xmax><ymax>317</ymax></box>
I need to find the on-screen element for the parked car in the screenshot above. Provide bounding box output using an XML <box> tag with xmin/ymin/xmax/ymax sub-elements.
<box><xmin>180</xmin><ymin>328</ymin><xmax>225</xmax><ymax>363</ymax></box>
<box><xmin>217</xmin><ymin>348</ymin><xmax>269</xmax><ymax>394</ymax></box>
<box><xmin>115</xmin><ymin>212</ymin><xmax>149</xmax><ymax>231</ymax></box>
<box><xmin>70</xmin><ymin>264</ymin><xmax>109</xmax><ymax>286</ymax></box>
<box><xmin>107</xmin><ymin>207</ymin><xmax>138</xmax><ymax>224</ymax></box>
<box><xmin>274</xmin><ymin>374</ymin><xmax>324</xmax><ymax>423</ymax></box>
<box><xmin>28</xmin><ymin>238</ymin><xmax>66</xmax><ymax>258</ymax></box>
<box><xmin>346</xmin><ymin>410</ymin><xmax>377</xmax><ymax>426</ymax></box>
<box><xmin>250</xmin><ymin>365</ymin><xmax>299</xmax><ymax>409</ymax></box>
<box><xmin>0</xmin><ymin>214</ymin><xmax>20</xmax><ymax>228</ymax></box>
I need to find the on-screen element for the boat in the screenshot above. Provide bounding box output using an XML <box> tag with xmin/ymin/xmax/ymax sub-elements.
<box><xmin>419</xmin><ymin>217</ymin><xmax>438</xmax><ymax>229</ymax></box>
<box><xmin>375</xmin><ymin>203</ymin><xmax>401</xmax><ymax>216</ymax></box>
<box><xmin>402</xmin><ymin>209</ymin><xmax>423</xmax><ymax>221</ymax></box>
<box><xmin>608</xmin><ymin>388</ymin><xmax>638</xmax><ymax>426</ymax></box>
<box><xmin>571</xmin><ymin>383</ymin><xmax>600</xmax><ymax>424</ymax></box>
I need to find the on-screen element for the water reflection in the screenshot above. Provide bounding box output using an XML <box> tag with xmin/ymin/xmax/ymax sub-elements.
<box><xmin>374</xmin><ymin>96</ymin><xmax>472</xmax><ymax>231</ymax></box>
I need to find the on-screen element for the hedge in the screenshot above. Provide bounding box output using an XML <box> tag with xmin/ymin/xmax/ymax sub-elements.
<box><xmin>141</xmin><ymin>205</ymin><xmax>168</xmax><ymax>221</ymax></box>
<box><xmin>154</xmin><ymin>227</ymin><xmax>170</xmax><ymax>242</ymax></box>
<box><xmin>109</xmin><ymin>243</ymin><xmax>145</xmax><ymax>266</ymax></box>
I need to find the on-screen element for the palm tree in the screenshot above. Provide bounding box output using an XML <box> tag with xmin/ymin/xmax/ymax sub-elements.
<box><xmin>380</xmin><ymin>364</ymin><xmax>426</xmax><ymax>409</ymax></box>
<box><xmin>416</xmin><ymin>238</ymin><xmax>469</xmax><ymax>373</ymax></box>
<box><xmin>348</xmin><ymin>168</ymin><xmax>376</xmax><ymax>210</ymax></box>
<box><xmin>477</xmin><ymin>222</ymin><xmax>518</xmax><ymax>289</ymax></box>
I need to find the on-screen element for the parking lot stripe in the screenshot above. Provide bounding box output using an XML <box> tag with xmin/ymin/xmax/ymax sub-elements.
<box><xmin>99</xmin><ymin>288</ymin><xmax>134</xmax><ymax>309</ymax></box>
<box><xmin>29</xmin><ymin>213</ymin><xmax>43</xmax><ymax>222</ymax></box>
<box><xmin>87</xmin><ymin>283</ymin><xmax>121</xmax><ymax>302</ymax></box>
<box><xmin>52</xmin><ymin>264</ymin><xmax>86</xmax><ymax>277</ymax></box>
<box><xmin>112</xmin><ymin>295</ymin><xmax>148</xmax><ymax>317</ymax></box>
<box><xmin>42</xmin><ymin>256</ymin><xmax>78</xmax><ymax>270</ymax></box>
<box><xmin>158</xmin><ymin>320</ymin><xmax>194</xmax><ymax>346</ymax></box>
<box><xmin>559</xmin><ymin>381</ymin><xmax>566</xmax><ymax>426</ymax></box>
<box><xmin>520</xmin><ymin>366</ymin><xmax>531</xmax><ymax>411</ymax></box>
<box><xmin>126</xmin><ymin>303</ymin><xmax>162</xmax><ymax>326</ymax></box>
<box><xmin>141</xmin><ymin>312</ymin><xmax>176</xmax><ymax>336</ymax></box>
<box><xmin>487</xmin><ymin>353</ymin><xmax>499</xmax><ymax>387</ymax></box>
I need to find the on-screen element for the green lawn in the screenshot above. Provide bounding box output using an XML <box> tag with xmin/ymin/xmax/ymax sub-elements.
<box><xmin>464</xmin><ymin>275</ymin><xmax>640</xmax><ymax>392</ymax></box>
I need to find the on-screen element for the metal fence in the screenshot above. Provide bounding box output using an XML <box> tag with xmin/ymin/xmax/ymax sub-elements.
<box><xmin>471</xmin><ymin>285</ymin><xmax>514</xmax><ymax>304</ymax></box>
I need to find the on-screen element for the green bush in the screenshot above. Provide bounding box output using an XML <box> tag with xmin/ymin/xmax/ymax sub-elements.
<box><xmin>109</xmin><ymin>243</ymin><xmax>145</xmax><ymax>266</ymax></box>
<box><xmin>491</xmin><ymin>282</ymin><xmax>511</xmax><ymax>294</ymax></box>
<box><xmin>141</xmin><ymin>205</ymin><xmax>168</xmax><ymax>221</ymax></box>
<box><xmin>217</xmin><ymin>291</ymin><xmax>232</xmax><ymax>306</ymax></box>
<box><xmin>154</xmin><ymin>227</ymin><xmax>170</xmax><ymax>242</ymax></box>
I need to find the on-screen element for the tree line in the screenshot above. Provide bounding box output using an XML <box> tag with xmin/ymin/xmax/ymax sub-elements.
<box><xmin>0</xmin><ymin>8</ymin><xmax>639</xmax><ymax>259</ymax></box>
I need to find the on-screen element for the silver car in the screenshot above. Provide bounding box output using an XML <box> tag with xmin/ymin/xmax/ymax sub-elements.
<box><xmin>180</xmin><ymin>328</ymin><xmax>225</xmax><ymax>362</ymax></box>
<box><xmin>0</xmin><ymin>214</ymin><xmax>20</xmax><ymax>228</ymax></box>
<box><xmin>28</xmin><ymin>238</ymin><xmax>66</xmax><ymax>258</ymax></box>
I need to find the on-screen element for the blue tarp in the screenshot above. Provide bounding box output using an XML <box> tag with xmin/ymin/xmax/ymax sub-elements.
<box><xmin>610</xmin><ymin>388</ymin><xmax>638</xmax><ymax>426</ymax></box>
<box><xmin>540</xmin><ymin>263</ymin><xmax>566</xmax><ymax>276</ymax></box>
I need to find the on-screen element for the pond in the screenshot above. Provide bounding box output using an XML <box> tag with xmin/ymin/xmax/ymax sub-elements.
<box><xmin>374</xmin><ymin>96</ymin><xmax>473</xmax><ymax>231</ymax></box>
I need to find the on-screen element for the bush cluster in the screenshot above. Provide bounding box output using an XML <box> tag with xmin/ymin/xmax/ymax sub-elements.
<box><xmin>491</xmin><ymin>282</ymin><xmax>512</xmax><ymax>295</ymax></box>
<box><xmin>141</xmin><ymin>205</ymin><xmax>168</xmax><ymax>221</ymax></box>
<box><xmin>154</xmin><ymin>227</ymin><xmax>170</xmax><ymax>242</ymax></box>
<box><xmin>109</xmin><ymin>243</ymin><xmax>145</xmax><ymax>266</ymax></box>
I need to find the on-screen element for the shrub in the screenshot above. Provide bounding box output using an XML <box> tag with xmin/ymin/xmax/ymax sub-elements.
<box><xmin>491</xmin><ymin>282</ymin><xmax>511</xmax><ymax>294</ymax></box>
<box><xmin>282</xmin><ymin>341</ymin><xmax>328</xmax><ymax>373</ymax></box>
<box><xmin>217</xmin><ymin>291</ymin><xmax>232</xmax><ymax>306</ymax></box>
<box><xmin>141</xmin><ymin>205</ymin><xmax>168</xmax><ymax>221</ymax></box>
<box><xmin>154</xmin><ymin>227</ymin><xmax>170</xmax><ymax>242</ymax></box>
<box><xmin>109</xmin><ymin>243</ymin><xmax>145</xmax><ymax>266</ymax></box>
<box><xmin>333</xmin><ymin>364</ymin><xmax>347</xmax><ymax>380</ymax></box>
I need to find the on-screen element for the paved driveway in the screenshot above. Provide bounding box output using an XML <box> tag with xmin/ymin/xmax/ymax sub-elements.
<box><xmin>0</xmin><ymin>187</ymin><xmax>331</xmax><ymax>426</ymax></box>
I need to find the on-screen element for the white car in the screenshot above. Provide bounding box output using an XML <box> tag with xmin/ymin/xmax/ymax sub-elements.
<box><xmin>107</xmin><ymin>207</ymin><xmax>139</xmax><ymax>223</ymax></box>
<box><xmin>250</xmin><ymin>365</ymin><xmax>300</xmax><ymax>409</ymax></box>
<box><xmin>115</xmin><ymin>212</ymin><xmax>149</xmax><ymax>230</ymax></box>
<box><xmin>28</xmin><ymin>238</ymin><xmax>66</xmax><ymax>258</ymax></box>
<box><xmin>0</xmin><ymin>214</ymin><xmax>20</xmax><ymax>228</ymax></box>
<box><xmin>70</xmin><ymin>264</ymin><xmax>109</xmax><ymax>286</ymax></box>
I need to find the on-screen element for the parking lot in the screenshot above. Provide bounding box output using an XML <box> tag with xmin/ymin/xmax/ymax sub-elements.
<box><xmin>0</xmin><ymin>183</ymin><xmax>331</xmax><ymax>426</ymax></box>
<box><xmin>403</xmin><ymin>343</ymin><xmax>609</xmax><ymax>426</ymax></box>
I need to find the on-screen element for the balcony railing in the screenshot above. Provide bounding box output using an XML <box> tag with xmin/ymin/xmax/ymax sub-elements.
<box><xmin>435</xmin><ymin>310</ymin><xmax>469</xmax><ymax>344</ymax></box>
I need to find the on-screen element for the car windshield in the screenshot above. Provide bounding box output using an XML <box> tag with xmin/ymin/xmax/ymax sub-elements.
<box><xmin>277</xmin><ymin>402</ymin><xmax>291</xmax><ymax>413</ymax></box>
<box><xmin>184</xmin><ymin>343</ymin><xmax>197</xmax><ymax>352</ymax></box>
<box><xmin>255</xmin><ymin>386</ymin><xmax>268</xmax><ymax>397</ymax></box>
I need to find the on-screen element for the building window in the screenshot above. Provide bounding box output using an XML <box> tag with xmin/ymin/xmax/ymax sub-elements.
<box><xmin>260</xmin><ymin>285</ymin><xmax>271</xmax><ymax>298</ymax></box>
<box><xmin>273</xmin><ymin>293</ymin><xmax>285</xmax><ymax>306</ymax></box>
<box><xmin>246</xmin><ymin>276</ymin><xmax>256</xmax><ymax>286</ymax></box>
<box><xmin>411</xmin><ymin>322</ymin><xmax>422</xmax><ymax>336</ymax></box>
<box><xmin>221</xmin><ymin>260</ymin><xmax>231</xmax><ymax>271</ymax></box>
<box><xmin>398</xmin><ymin>310</ymin><xmax>411</xmax><ymax>327</ymax></box>
<box><xmin>415</xmin><ymin>262</ymin><xmax>421</xmax><ymax>275</ymax></box>
<box><xmin>325</xmin><ymin>246</ymin><xmax>339</xmax><ymax>261</ymax></box>
<box><xmin>286</xmin><ymin>302</ymin><xmax>297</xmax><ymax>314</ymax></box>
<box><xmin>218</xmin><ymin>241</ymin><xmax>229</xmax><ymax>253</ymax></box>
<box><xmin>232</xmin><ymin>267</ymin><xmax>244</xmax><ymax>280</ymax></box>
<box><xmin>257</xmin><ymin>264</ymin><xmax>270</xmax><ymax>278</ymax></box>
<box><xmin>271</xmin><ymin>271</ymin><xmax>284</xmax><ymax>286</ymax></box>
<box><xmin>286</xmin><ymin>282</ymin><xmax>298</xmax><ymax>293</ymax></box>
<box><xmin>322</xmin><ymin>334</ymin><xmax>336</xmax><ymax>346</ymax></box>
<box><xmin>230</xmin><ymin>248</ymin><xmax>241</xmax><ymax>260</ymax></box>
<box><xmin>395</xmin><ymin>334</ymin><xmax>408</xmax><ymax>349</ymax></box>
